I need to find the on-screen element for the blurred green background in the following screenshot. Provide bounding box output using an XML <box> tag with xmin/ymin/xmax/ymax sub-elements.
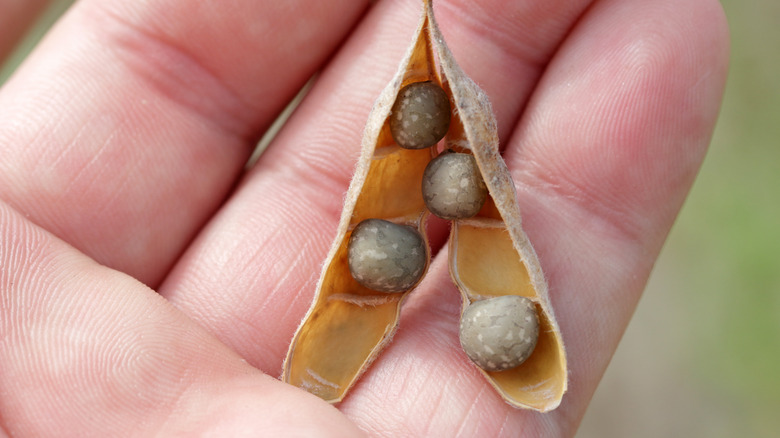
<box><xmin>1</xmin><ymin>1</ymin><xmax>777</xmax><ymax>436</ymax></box>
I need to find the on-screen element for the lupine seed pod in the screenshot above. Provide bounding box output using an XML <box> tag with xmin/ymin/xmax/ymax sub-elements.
<box><xmin>282</xmin><ymin>3</ymin><xmax>439</xmax><ymax>403</ymax></box>
<box><xmin>283</xmin><ymin>0</ymin><xmax>567</xmax><ymax>411</ymax></box>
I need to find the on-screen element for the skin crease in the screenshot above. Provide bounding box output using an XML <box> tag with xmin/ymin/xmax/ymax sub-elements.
<box><xmin>0</xmin><ymin>0</ymin><xmax>728</xmax><ymax>437</ymax></box>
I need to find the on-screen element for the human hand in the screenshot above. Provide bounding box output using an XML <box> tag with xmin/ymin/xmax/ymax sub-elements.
<box><xmin>0</xmin><ymin>0</ymin><xmax>728</xmax><ymax>436</ymax></box>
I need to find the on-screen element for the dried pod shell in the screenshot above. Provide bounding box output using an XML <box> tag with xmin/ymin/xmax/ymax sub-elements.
<box><xmin>426</xmin><ymin>0</ymin><xmax>566</xmax><ymax>411</ymax></box>
<box><xmin>283</xmin><ymin>0</ymin><xmax>567</xmax><ymax>411</ymax></box>
<box><xmin>282</xmin><ymin>4</ymin><xmax>439</xmax><ymax>403</ymax></box>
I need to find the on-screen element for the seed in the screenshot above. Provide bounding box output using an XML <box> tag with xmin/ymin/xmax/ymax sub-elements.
<box><xmin>459</xmin><ymin>295</ymin><xmax>539</xmax><ymax>372</ymax></box>
<box><xmin>389</xmin><ymin>81</ymin><xmax>451</xmax><ymax>149</ymax></box>
<box><xmin>347</xmin><ymin>219</ymin><xmax>427</xmax><ymax>293</ymax></box>
<box><xmin>422</xmin><ymin>152</ymin><xmax>487</xmax><ymax>219</ymax></box>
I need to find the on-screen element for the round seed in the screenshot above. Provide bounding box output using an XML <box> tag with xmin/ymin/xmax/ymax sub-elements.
<box><xmin>422</xmin><ymin>152</ymin><xmax>487</xmax><ymax>220</ymax></box>
<box><xmin>347</xmin><ymin>219</ymin><xmax>427</xmax><ymax>293</ymax></box>
<box><xmin>459</xmin><ymin>295</ymin><xmax>539</xmax><ymax>372</ymax></box>
<box><xmin>389</xmin><ymin>81</ymin><xmax>451</xmax><ymax>149</ymax></box>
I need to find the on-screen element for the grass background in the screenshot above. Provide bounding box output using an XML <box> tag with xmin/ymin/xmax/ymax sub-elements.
<box><xmin>1</xmin><ymin>1</ymin><xmax>777</xmax><ymax>436</ymax></box>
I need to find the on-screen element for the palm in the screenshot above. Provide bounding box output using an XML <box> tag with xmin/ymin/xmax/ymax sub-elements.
<box><xmin>0</xmin><ymin>0</ymin><xmax>727</xmax><ymax>436</ymax></box>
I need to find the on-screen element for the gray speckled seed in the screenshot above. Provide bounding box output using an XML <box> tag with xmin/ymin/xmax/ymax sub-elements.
<box><xmin>459</xmin><ymin>295</ymin><xmax>539</xmax><ymax>372</ymax></box>
<box><xmin>422</xmin><ymin>152</ymin><xmax>487</xmax><ymax>220</ymax></box>
<box><xmin>389</xmin><ymin>81</ymin><xmax>451</xmax><ymax>149</ymax></box>
<box><xmin>347</xmin><ymin>219</ymin><xmax>427</xmax><ymax>293</ymax></box>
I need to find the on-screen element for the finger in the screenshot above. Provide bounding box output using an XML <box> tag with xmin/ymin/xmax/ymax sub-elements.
<box><xmin>159</xmin><ymin>0</ymin><xmax>594</xmax><ymax>374</ymax></box>
<box><xmin>0</xmin><ymin>0</ymin><xmax>51</xmax><ymax>64</ymax></box>
<box><xmin>507</xmin><ymin>0</ymin><xmax>729</xmax><ymax>430</ymax></box>
<box><xmin>0</xmin><ymin>0</ymin><xmax>369</xmax><ymax>286</ymax></box>
<box><xmin>338</xmin><ymin>0</ymin><xmax>729</xmax><ymax>434</ymax></box>
<box><xmin>0</xmin><ymin>203</ymin><xmax>363</xmax><ymax>437</ymax></box>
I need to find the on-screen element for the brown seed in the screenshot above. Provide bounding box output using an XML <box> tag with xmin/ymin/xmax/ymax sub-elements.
<box><xmin>459</xmin><ymin>295</ymin><xmax>539</xmax><ymax>372</ymax></box>
<box><xmin>389</xmin><ymin>81</ymin><xmax>451</xmax><ymax>149</ymax></box>
<box><xmin>347</xmin><ymin>219</ymin><xmax>427</xmax><ymax>293</ymax></box>
<box><xmin>422</xmin><ymin>152</ymin><xmax>487</xmax><ymax>219</ymax></box>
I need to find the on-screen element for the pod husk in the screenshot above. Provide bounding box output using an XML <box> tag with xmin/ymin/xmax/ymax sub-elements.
<box><xmin>283</xmin><ymin>0</ymin><xmax>567</xmax><ymax>411</ymax></box>
<box><xmin>282</xmin><ymin>6</ymin><xmax>438</xmax><ymax>403</ymax></box>
<box><xmin>422</xmin><ymin>2</ymin><xmax>568</xmax><ymax>411</ymax></box>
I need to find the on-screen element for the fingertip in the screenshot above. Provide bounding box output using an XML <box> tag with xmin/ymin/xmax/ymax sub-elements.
<box><xmin>510</xmin><ymin>0</ymin><xmax>730</xmax><ymax>244</ymax></box>
<box><xmin>493</xmin><ymin>0</ymin><xmax>729</xmax><ymax>430</ymax></box>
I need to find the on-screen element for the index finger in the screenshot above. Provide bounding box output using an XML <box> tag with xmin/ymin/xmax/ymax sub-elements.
<box><xmin>0</xmin><ymin>0</ymin><xmax>369</xmax><ymax>285</ymax></box>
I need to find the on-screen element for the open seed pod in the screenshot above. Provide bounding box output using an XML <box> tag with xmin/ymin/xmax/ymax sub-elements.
<box><xmin>281</xmin><ymin>4</ymin><xmax>439</xmax><ymax>403</ymax></box>
<box><xmin>283</xmin><ymin>0</ymin><xmax>567</xmax><ymax>411</ymax></box>
<box><xmin>422</xmin><ymin>1</ymin><xmax>568</xmax><ymax>411</ymax></box>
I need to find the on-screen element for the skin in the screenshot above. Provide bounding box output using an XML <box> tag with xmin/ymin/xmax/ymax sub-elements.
<box><xmin>0</xmin><ymin>0</ymin><xmax>728</xmax><ymax>437</ymax></box>
<box><xmin>0</xmin><ymin>0</ymin><xmax>51</xmax><ymax>62</ymax></box>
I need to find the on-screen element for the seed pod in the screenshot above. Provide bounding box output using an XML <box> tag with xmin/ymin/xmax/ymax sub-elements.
<box><xmin>422</xmin><ymin>151</ymin><xmax>487</xmax><ymax>219</ymax></box>
<box><xmin>282</xmin><ymin>2</ymin><xmax>437</xmax><ymax>403</ymax></box>
<box><xmin>390</xmin><ymin>81</ymin><xmax>451</xmax><ymax>149</ymax></box>
<box><xmin>348</xmin><ymin>219</ymin><xmax>427</xmax><ymax>293</ymax></box>
<box><xmin>459</xmin><ymin>296</ymin><xmax>539</xmax><ymax>372</ymax></box>
<box><xmin>284</xmin><ymin>0</ymin><xmax>567</xmax><ymax>412</ymax></box>
<box><xmin>429</xmin><ymin>0</ymin><xmax>567</xmax><ymax>409</ymax></box>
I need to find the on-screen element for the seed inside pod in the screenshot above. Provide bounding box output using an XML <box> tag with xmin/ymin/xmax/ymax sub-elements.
<box><xmin>459</xmin><ymin>295</ymin><xmax>540</xmax><ymax>372</ymax></box>
<box><xmin>347</xmin><ymin>219</ymin><xmax>427</xmax><ymax>293</ymax></box>
<box><xmin>389</xmin><ymin>81</ymin><xmax>451</xmax><ymax>149</ymax></box>
<box><xmin>422</xmin><ymin>152</ymin><xmax>487</xmax><ymax>220</ymax></box>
